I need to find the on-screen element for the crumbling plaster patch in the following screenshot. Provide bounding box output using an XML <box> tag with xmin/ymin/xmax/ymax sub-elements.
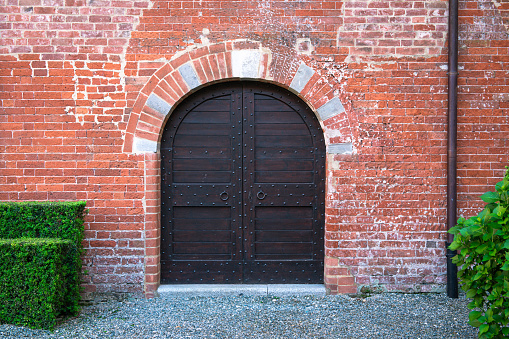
<box><xmin>337</xmin><ymin>0</ymin><xmax>448</xmax><ymax>65</ymax></box>
<box><xmin>492</xmin><ymin>0</ymin><xmax>509</xmax><ymax>32</ymax></box>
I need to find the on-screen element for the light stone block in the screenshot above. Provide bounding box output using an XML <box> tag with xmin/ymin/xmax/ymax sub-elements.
<box><xmin>231</xmin><ymin>50</ymin><xmax>261</xmax><ymax>78</ymax></box>
<box><xmin>328</xmin><ymin>142</ymin><xmax>353</xmax><ymax>155</ymax></box>
<box><xmin>317</xmin><ymin>97</ymin><xmax>345</xmax><ymax>121</ymax></box>
<box><xmin>146</xmin><ymin>93</ymin><xmax>172</xmax><ymax>116</ymax></box>
<box><xmin>133</xmin><ymin>137</ymin><xmax>158</xmax><ymax>153</ymax></box>
<box><xmin>179</xmin><ymin>62</ymin><xmax>201</xmax><ymax>90</ymax></box>
<box><xmin>157</xmin><ymin>284</ymin><xmax>325</xmax><ymax>296</ymax></box>
<box><xmin>290</xmin><ymin>63</ymin><xmax>315</xmax><ymax>93</ymax></box>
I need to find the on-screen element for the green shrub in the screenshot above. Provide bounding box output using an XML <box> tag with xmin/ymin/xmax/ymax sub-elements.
<box><xmin>0</xmin><ymin>238</ymin><xmax>73</xmax><ymax>330</ymax></box>
<box><xmin>449</xmin><ymin>167</ymin><xmax>509</xmax><ymax>339</ymax></box>
<box><xmin>0</xmin><ymin>201</ymin><xmax>87</xmax><ymax>316</ymax></box>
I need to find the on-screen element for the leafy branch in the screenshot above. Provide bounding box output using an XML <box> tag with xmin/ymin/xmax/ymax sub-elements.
<box><xmin>449</xmin><ymin>166</ymin><xmax>509</xmax><ymax>338</ymax></box>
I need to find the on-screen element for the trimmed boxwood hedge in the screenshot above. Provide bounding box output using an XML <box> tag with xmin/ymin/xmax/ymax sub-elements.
<box><xmin>0</xmin><ymin>238</ymin><xmax>73</xmax><ymax>330</ymax></box>
<box><xmin>0</xmin><ymin>201</ymin><xmax>87</xmax><ymax>318</ymax></box>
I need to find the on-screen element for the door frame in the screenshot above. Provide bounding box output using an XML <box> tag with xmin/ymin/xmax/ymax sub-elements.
<box><xmin>159</xmin><ymin>81</ymin><xmax>326</xmax><ymax>284</ymax></box>
<box><xmin>122</xmin><ymin>42</ymin><xmax>356</xmax><ymax>296</ymax></box>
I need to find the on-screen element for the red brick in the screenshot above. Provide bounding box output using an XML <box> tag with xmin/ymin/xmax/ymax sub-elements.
<box><xmin>336</xmin><ymin>285</ymin><xmax>358</xmax><ymax>294</ymax></box>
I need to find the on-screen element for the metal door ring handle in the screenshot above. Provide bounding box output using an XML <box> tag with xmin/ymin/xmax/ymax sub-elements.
<box><xmin>220</xmin><ymin>192</ymin><xmax>229</xmax><ymax>201</ymax></box>
<box><xmin>257</xmin><ymin>191</ymin><xmax>266</xmax><ymax>200</ymax></box>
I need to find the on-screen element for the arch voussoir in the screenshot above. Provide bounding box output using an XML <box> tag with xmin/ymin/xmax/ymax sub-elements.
<box><xmin>124</xmin><ymin>40</ymin><xmax>354</xmax><ymax>156</ymax></box>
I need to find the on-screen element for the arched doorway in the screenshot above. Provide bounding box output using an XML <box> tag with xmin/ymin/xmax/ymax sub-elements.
<box><xmin>160</xmin><ymin>81</ymin><xmax>325</xmax><ymax>284</ymax></box>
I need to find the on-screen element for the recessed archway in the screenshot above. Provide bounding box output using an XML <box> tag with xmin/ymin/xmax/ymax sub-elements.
<box><xmin>160</xmin><ymin>80</ymin><xmax>326</xmax><ymax>284</ymax></box>
<box><xmin>122</xmin><ymin>40</ymin><xmax>356</xmax><ymax>296</ymax></box>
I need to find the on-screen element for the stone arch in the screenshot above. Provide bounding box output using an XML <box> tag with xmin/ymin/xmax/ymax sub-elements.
<box><xmin>126</xmin><ymin>40</ymin><xmax>357</xmax><ymax>296</ymax></box>
<box><xmin>123</xmin><ymin>40</ymin><xmax>353</xmax><ymax>156</ymax></box>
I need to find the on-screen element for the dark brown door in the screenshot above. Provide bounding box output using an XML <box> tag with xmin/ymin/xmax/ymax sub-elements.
<box><xmin>160</xmin><ymin>81</ymin><xmax>325</xmax><ymax>284</ymax></box>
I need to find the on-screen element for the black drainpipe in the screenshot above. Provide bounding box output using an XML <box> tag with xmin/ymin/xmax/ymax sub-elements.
<box><xmin>446</xmin><ymin>0</ymin><xmax>459</xmax><ymax>299</ymax></box>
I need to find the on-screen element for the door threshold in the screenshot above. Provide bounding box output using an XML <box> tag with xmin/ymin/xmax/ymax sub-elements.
<box><xmin>157</xmin><ymin>284</ymin><xmax>326</xmax><ymax>296</ymax></box>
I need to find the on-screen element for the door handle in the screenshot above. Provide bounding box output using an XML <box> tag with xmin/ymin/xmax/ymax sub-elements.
<box><xmin>220</xmin><ymin>191</ymin><xmax>229</xmax><ymax>201</ymax></box>
<box><xmin>256</xmin><ymin>191</ymin><xmax>266</xmax><ymax>200</ymax></box>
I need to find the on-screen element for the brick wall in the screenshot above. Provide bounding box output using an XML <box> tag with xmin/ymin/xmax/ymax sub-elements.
<box><xmin>457</xmin><ymin>0</ymin><xmax>509</xmax><ymax>218</ymax></box>
<box><xmin>0</xmin><ymin>0</ymin><xmax>507</xmax><ymax>296</ymax></box>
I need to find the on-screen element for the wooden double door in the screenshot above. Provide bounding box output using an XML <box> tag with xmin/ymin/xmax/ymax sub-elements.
<box><xmin>160</xmin><ymin>81</ymin><xmax>325</xmax><ymax>284</ymax></box>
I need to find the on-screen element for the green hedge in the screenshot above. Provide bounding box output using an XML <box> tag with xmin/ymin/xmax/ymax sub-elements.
<box><xmin>0</xmin><ymin>201</ymin><xmax>86</xmax><ymax>244</ymax></box>
<box><xmin>0</xmin><ymin>238</ymin><xmax>72</xmax><ymax>330</ymax></box>
<box><xmin>0</xmin><ymin>201</ymin><xmax>87</xmax><ymax>316</ymax></box>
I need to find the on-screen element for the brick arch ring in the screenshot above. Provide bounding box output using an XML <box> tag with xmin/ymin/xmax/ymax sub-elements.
<box><xmin>122</xmin><ymin>40</ymin><xmax>356</xmax><ymax>297</ymax></box>
<box><xmin>124</xmin><ymin>40</ymin><xmax>353</xmax><ymax>154</ymax></box>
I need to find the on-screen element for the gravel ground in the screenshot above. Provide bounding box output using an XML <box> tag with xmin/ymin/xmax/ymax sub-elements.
<box><xmin>0</xmin><ymin>293</ymin><xmax>478</xmax><ymax>338</ymax></box>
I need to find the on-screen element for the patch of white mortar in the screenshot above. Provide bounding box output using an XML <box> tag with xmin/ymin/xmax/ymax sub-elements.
<box><xmin>64</xmin><ymin>60</ymin><xmax>84</xmax><ymax>126</ymax></box>
<box><xmin>337</xmin><ymin>0</ymin><xmax>448</xmax><ymax>65</ymax></box>
<box><xmin>200</xmin><ymin>28</ymin><xmax>210</xmax><ymax>45</ymax></box>
<box><xmin>65</xmin><ymin>106</ymin><xmax>85</xmax><ymax>126</ymax></box>
<box><xmin>71</xmin><ymin>61</ymin><xmax>78</xmax><ymax>100</ymax></box>
<box><xmin>118</xmin><ymin>54</ymin><xmax>127</xmax><ymax>92</ymax></box>
<box><xmin>325</xmin><ymin>128</ymin><xmax>344</xmax><ymax>141</ymax></box>
<box><xmin>257</xmin><ymin>0</ymin><xmax>270</xmax><ymax>10</ymax></box>
<box><xmin>493</xmin><ymin>0</ymin><xmax>501</xmax><ymax>7</ymax></box>
<box><xmin>260</xmin><ymin>46</ymin><xmax>273</xmax><ymax>80</ymax></box>
<box><xmin>170</xmin><ymin>45</ymin><xmax>199</xmax><ymax>61</ymax></box>
<box><xmin>170</xmin><ymin>29</ymin><xmax>220</xmax><ymax>61</ymax></box>
<box><xmin>141</xmin><ymin>195</ymin><xmax>146</xmax><ymax>214</ymax></box>
<box><xmin>475</xmin><ymin>3</ymin><xmax>509</xmax><ymax>34</ymax></box>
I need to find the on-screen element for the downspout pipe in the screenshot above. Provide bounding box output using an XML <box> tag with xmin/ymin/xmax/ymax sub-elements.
<box><xmin>446</xmin><ymin>0</ymin><xmax>459</xmax><ymax>299</ymax></box>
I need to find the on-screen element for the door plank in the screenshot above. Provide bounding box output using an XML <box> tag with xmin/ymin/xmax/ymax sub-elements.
<box><xmin>177</xmin><ymin>123</ymin><xmax>232</xmax><ymax>136</ymax></box>
<box><xmin>184</xmin><ymin>110</ymin><xmax>230</xmax><ymax>123</ymax></box>
<box><xmin>254</xmin><ymin>218</ymin><xmax>313</xmax><ymax>230</ymax></box>
<box><xmin>173</xmin><ymin>206</ymin><xmax>231</xmax><ymax>219</ymax></box>
<box><xmin>173</xmin><ymin>230</ymin><xmax>231</xmax><ymax>242</ymax></box>
<box><xmin>255</xmin><ymin>230</ymin><xmax>314</xmax><ymax>242</ymax></box>
<box><xmin>173</xmin><ymin>135</ymin><xmax>231</xmax><ymax>147</ymax></box>
<box><xmin>172</xmin><ymin>147</ymin><xmax>231</xmax><ymax>159</ymax></box>
<box><xmin>173</xmin><ymin>219</ymin><xmax>231</xmax><ymax>230</ymax></box>
<box><xmin>255</xmin><ymin>135</ymin><xmax>312</xmax><ymax>147</ymax></box>
<box><xmin>254</xmin><ymin>242</ymin><xmax>313</xmax><ymax>255</ymax></box>
<box><xmin>255</xmin><ymin>147</ymin><xmax>314</xmax><ymax>159</ymax></box>
<box><xmin>255</xmin><ymin>159</ymin><xmax>314</xmax><ymax>171</ymax></box>
<box><xmin>173</xmin><ymin>158</ymin><xmax>232</xmax><ymax>171</ymax></box>
<box><xmin>254</xmin><ymin>171</ymin><xmax>314</xmax><ymax>183</ymax></box>
<box><xmin>173</xmin><ymin>171</ymin><xmax>232</xmax><ymax>183</ymax></box>
<box><xmin>255</xmin><ymin>123</ymin><xmax>310</xmax><ymax>136</ymax></box>
<box><xmin>255</xmin><ymin>206</ymin><xmax>313</xmax><ymax>219</ymax></box>
<box><xmin>172</xmin><ymin>242</ymin><xmax>230</xmax><ymax>255</ymax></box>
<box><xmin>254</xmin><ymin>111</ymin><xmax>304</xmax><ymax>124</ymax></box>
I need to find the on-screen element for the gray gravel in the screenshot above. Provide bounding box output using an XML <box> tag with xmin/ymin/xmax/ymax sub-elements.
<box><xmin>0</xmin><ymin>293</ymin><xmax>478</xmax><ymax>338</ymax></box>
